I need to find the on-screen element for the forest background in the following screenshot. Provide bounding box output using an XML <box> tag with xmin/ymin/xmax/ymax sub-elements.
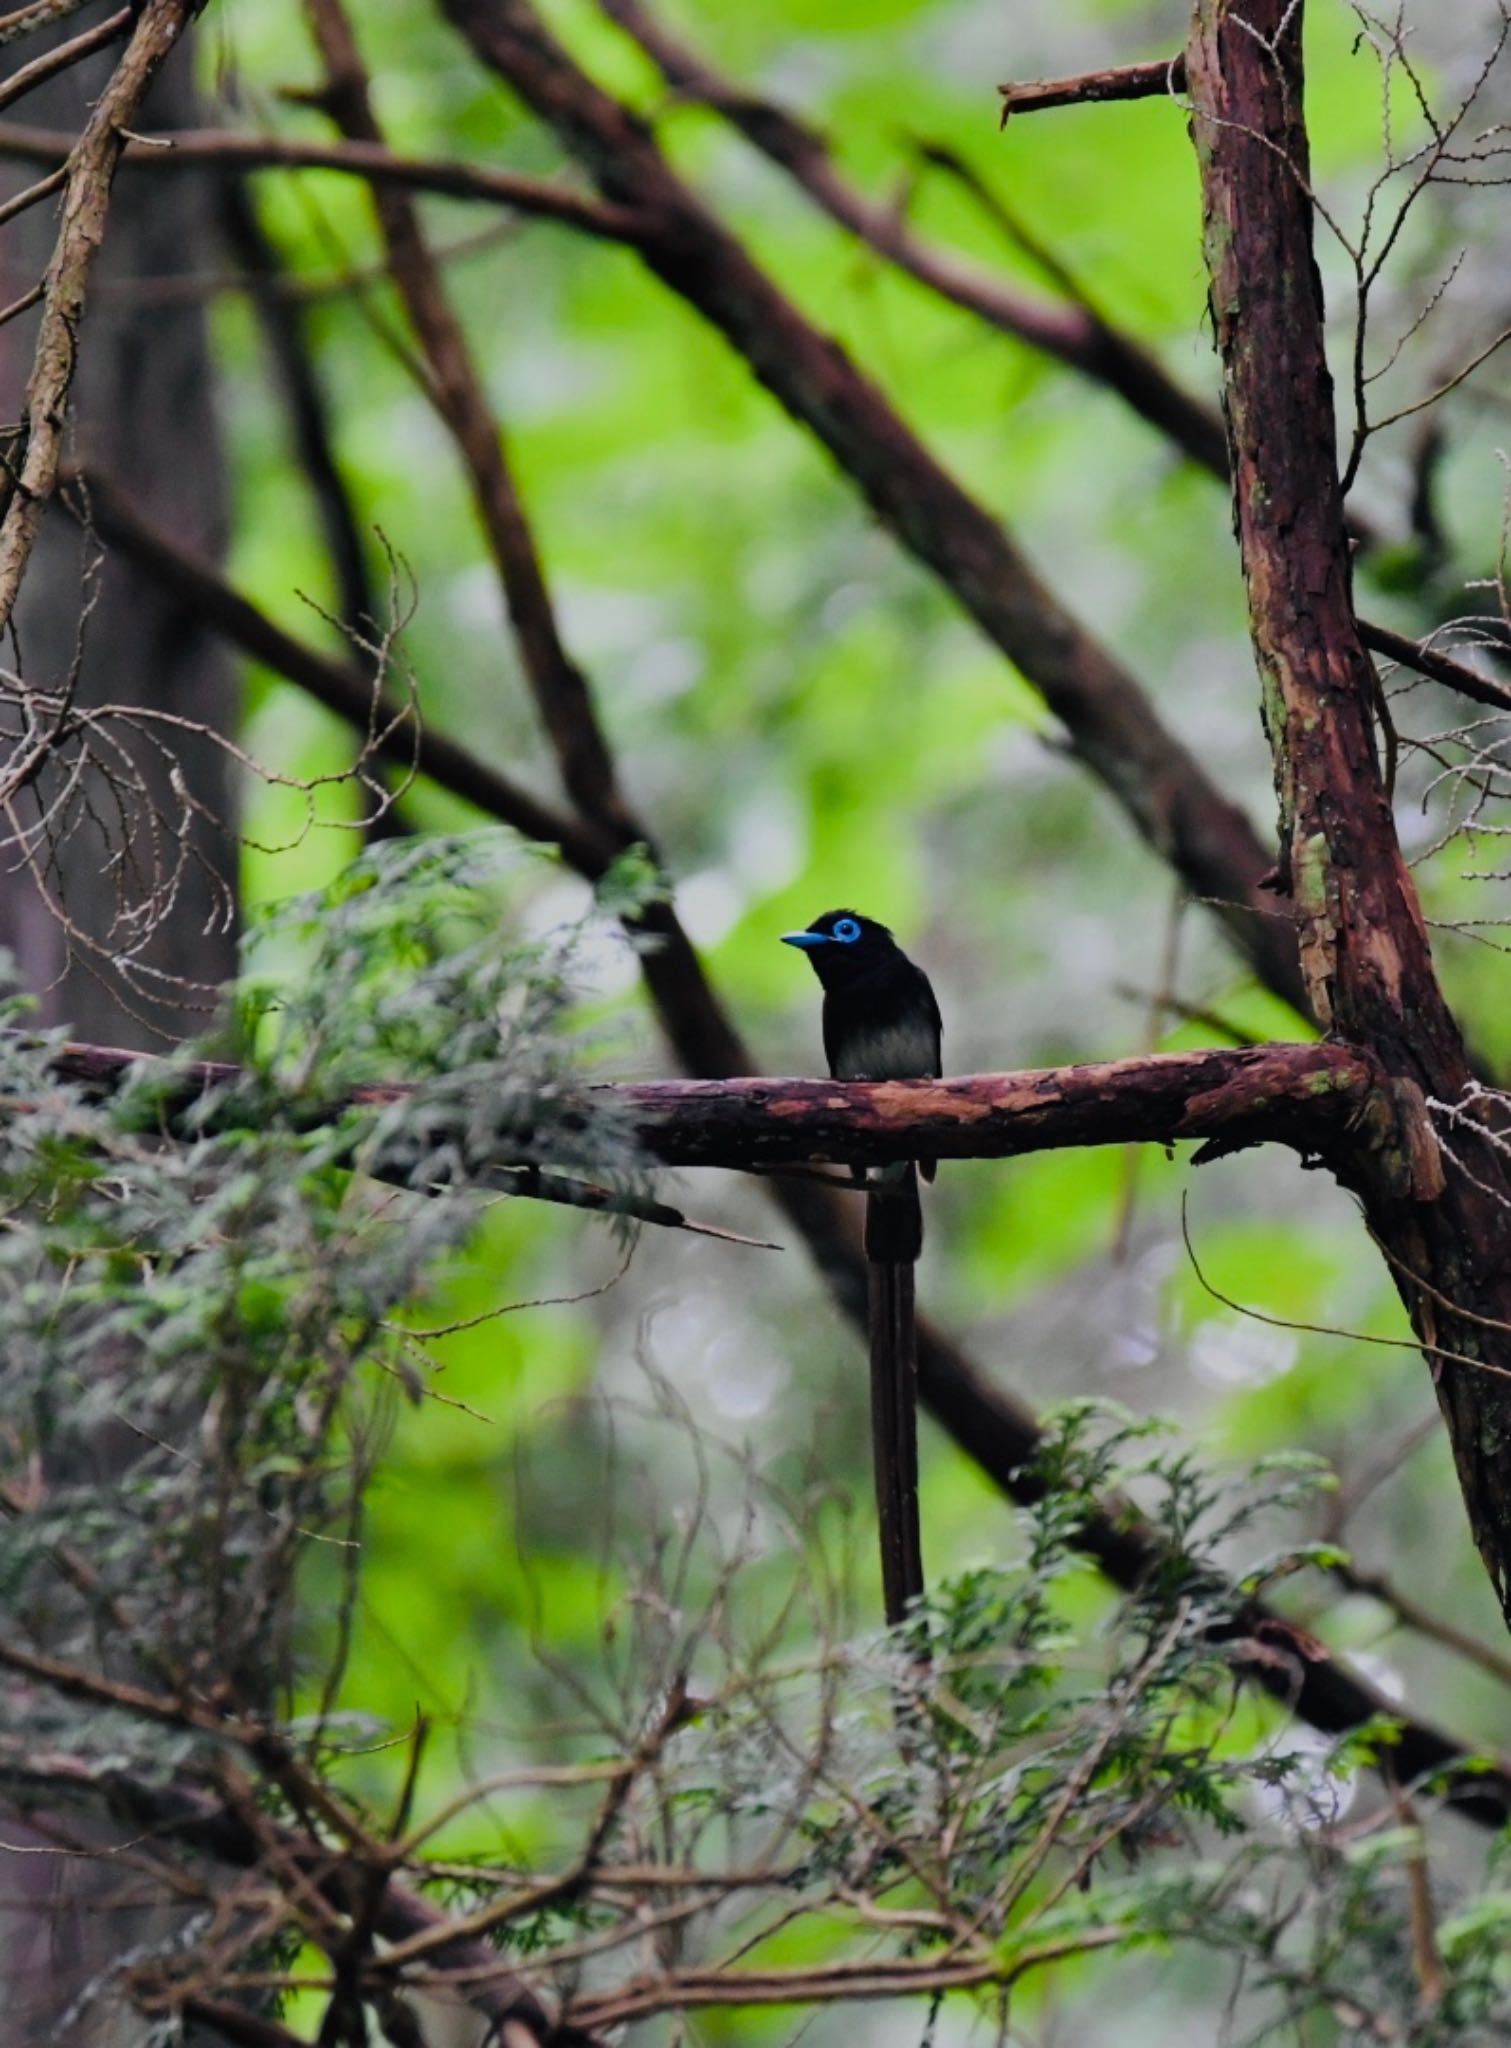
<box><xmin>2</xmin><ymin>0</ymin><xmax>1511</xmax><ymax>2042</ymax></box>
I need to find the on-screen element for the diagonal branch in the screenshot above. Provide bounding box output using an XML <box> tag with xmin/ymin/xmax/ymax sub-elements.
<box><xmin>600</xmin><ymin>0</ymin><xmax>1229</xmax><ymax>477</ymax></box>
<box><xmin>440</xmin><ymin>0</ymin><xmax>1308</xmax><ymax>1017</ymax></box>
<box><xmin>218</xmin><ymin>175</ymin><xmax>383</xmax><ymax>640</ymax></box>
<box><xmin>0</xmin><ymin>0</ymin><xmax>205</xmax><ymax>641</ymax></box>
<box><xmin>304</xmin><ymin>0</ymin><xmax>635</xmax><ymax>841</ymax></box>
<box><xmin>64</xmin><ymin>465</ymin><xmax>617</xmax><ymax>876</ymax></box>
<box><xmin>302</xmin><ymin>0</ymin><xmax>750</xmax><ymax>1086</ymax></box>
<box><xmin>603</xmin><ymin>4</ymin><xmax>1508</xmax><ymax>723</ymax></box>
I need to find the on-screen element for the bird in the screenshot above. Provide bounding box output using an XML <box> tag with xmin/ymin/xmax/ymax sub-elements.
<box><xmin>781</xmin><ymin>909</ymin><xmax>942</xmax><ymax>1632</ymax></box>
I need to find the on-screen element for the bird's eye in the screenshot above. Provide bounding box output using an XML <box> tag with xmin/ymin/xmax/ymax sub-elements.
<box><xmin>833</xmin><ymin>917</ymin><xmax>861</xmax><ymax>943</ymax></box>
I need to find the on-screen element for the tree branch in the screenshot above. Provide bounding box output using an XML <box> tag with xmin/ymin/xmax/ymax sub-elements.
<box><xmin>601</xmin><ymin>6</ymin><xmax>1510</xmax><ymax>725</ymax></box>
<box><xmin>0</xmin><ymin>7</ymin><xmax>132</xmax><ymax>119</ymax></box>
<box><xmin>0</xmin><ymin>1736</ymin><xmax>606</xmax><ymax>2048</ymax></box>
<box><xmin>1358</xmin><ymin>616</ymin><xmax>1511</xmax><ymax>718</ymax></box>
<box><xmin>35</xmin><ymin>1034</ymin><xmax>1373</xmax><ymax>1170</ymax></box>
<box><xmin>607</xmin><ymin>1042</ymin><xmax>1371</xmax><ymax>1168</ymax></box>
<box><xmin>302</xmin><ymin>0</ymin><xmax>751</xmax><ymax>1086</ymax></box>
<box><xmin>218</xmin><ymin>175</ymin><xmax>381</xmax><ymax>640</ymax></box>
<box><xmin>600</xmin><ymin>0</ymin><xmax>1229</xmax><ymax>478</ymax></box>
<box><xmin>63</xmin><ymin>465</ymin><xmax>618</xmax><ymax>877</ymax></box>
<box><xmin>439</xmin><ymin>0</ymin><xmax>1308</xmax><ymax>1018</ymax></box>
<box><xmin>13</xmin><ymin>1025</ymin><xmax>1510</xmax><ymax>1816</ymax></box>
<box><xmin>997</xmin><ymin>56</ymin><xmax>1187</xmax><ymax>119</ymax></box>
<box><xmin>0</xmin><ymin>119</ymin><xmax>653</xmax><ymax>241</ymax></box>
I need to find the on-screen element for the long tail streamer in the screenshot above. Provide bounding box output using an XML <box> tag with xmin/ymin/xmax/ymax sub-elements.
<box><xmin>864</xmin><ymin>1165</ymin><xmax>925</xmax><ymax>1631</ymax></box>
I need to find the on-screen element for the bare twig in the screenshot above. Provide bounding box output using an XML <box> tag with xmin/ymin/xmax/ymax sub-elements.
<box><xmin>1327</xmin><ymin>1556</ymin><xmax>1511</xmax><ymax>1691</ymax></box>
<box><xmin>63</xmin><ymin>466</ymin><xmax>616</xmax><ymax>876</ymax></box>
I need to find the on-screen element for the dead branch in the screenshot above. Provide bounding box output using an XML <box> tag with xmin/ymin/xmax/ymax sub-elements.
<box><xmin>65</xmin><ymin>465</ymin><xmax>617</xmax><ymax>876</ymax></box>
<box><xmin>997</xmin><ymin>55</ymin><xmax>1187</xmax><ymax>120</ymax></box>
<box><xmin>0</xmin><ymin>0</ymin><xmax>204</xmax><ymax>642</ymax></box>
<box><xmin>0</xmin><ymin>1735</ymin><xmax>606</xmax><ymax>2047</ymax></box>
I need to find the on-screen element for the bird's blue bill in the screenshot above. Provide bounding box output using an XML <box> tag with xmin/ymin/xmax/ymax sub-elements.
<box><xmin>780</xmin><ymin>930</ymin><xmax>830</xmax><ymax>948</ymax></box>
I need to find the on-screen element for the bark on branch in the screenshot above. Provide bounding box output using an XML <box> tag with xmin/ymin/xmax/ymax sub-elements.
<box><xmin>998</xmin><ymin>56</ymin><xmax>1187</xmax><ymax>119</ymax></box>
<box><xmin>36</xmin><ymin>1035</ymin><xmax>1374</xmax><ymax>1171</ymax></box>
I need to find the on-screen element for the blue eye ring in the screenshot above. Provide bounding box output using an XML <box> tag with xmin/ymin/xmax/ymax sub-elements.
<box><xmin>832</xmin><ymin>916</ymin><xmax>862</xmax><ymax>943</ymax></box>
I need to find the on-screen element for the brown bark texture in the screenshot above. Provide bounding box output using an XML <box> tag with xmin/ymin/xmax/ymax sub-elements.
<box><xmin>37</xmin><ymin>1035</ymin><xmax>1372</xmax><ymax>1171</ymax></box>
<box><xmin>1187</xmin><ymin>0</ymin><xmax>1511</xmax><ymax>1616</ymax></box>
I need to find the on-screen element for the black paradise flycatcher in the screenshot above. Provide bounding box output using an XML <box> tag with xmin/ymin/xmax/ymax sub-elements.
<box><xmin>781</xmin><ymin>909</ymin><xmax>942</xmax><ymax>1631</ymax></box>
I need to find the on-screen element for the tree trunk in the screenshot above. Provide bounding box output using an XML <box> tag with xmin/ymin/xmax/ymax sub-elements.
<box><xmin>1187</xmin><ymin>0</ymin><xmax>1511</xmax><ymax>1622</ymax></box>
<box><xmin>0</xmin><ymin>11</ymin><xmax>236</xmax><ymax>1050</ymax></box>
<box><xmin>0</xmin><ymin>10</ymin><xmax>236</xmax><ymax>2039</ymax></box>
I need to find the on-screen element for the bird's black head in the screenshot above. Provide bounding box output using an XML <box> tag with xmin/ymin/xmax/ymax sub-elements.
<box><xmin>780</xmin><ymin>908</ymin><xmax>900</xmax><ymax>988</ymax></box>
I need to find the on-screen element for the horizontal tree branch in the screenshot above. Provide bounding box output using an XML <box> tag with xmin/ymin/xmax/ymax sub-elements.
<box><xmin>998</xmin><ymin>56</ymin><xmax>1187</xmax><ymax>120</ymax></box>
<box><xmin>0</xmin><ymin>119</ymin><xmax>652</xmax><ymax>241</ymax></box>
<box><xmin>35</xmin><ymin>1036</ymin><xmax>1375</xmax><ymax>1171</ymax></box>
<box><xmin>606</xmin><ymin>1042</ymin><xmax>1374</xmax><ymax>1168</ymax></box>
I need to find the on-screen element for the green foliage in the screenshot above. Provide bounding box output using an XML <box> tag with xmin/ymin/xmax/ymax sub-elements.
<box><xmin>2</xmin><ymin>872</ymin><xmax>1508</xmax><ymax>2038</ymax></box>
<box><xmin>0</xmin><ymin>842</ymin><xmax>652</xmax><ymax>1710</ymax></box>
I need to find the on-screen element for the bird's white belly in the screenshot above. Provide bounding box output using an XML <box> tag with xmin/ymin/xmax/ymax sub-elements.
<box><xmin>833</xmin><ymin>1020</ymin><xmax>936</xmax><ymax>1080</ymax></box>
